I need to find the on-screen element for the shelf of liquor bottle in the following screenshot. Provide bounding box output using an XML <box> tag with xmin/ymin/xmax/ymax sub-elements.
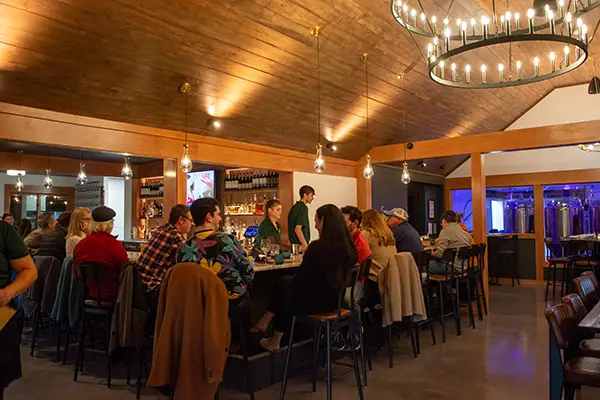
<box><xmin>140</xmin><ymin>196</ymin><xmax>164</xmax><ymax>200</ymax></box>
<box><xmin>224</xmin><ymin>187</ymin><xmax>279</xmax><ymax>194</ymax></box>
<box><xmin>225</xmin><ymin>213</ymin><xmax>264</xmax><ymax>217</ymax></box>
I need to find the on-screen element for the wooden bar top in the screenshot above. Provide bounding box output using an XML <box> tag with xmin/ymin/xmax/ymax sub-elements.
<box><xmin>254</xmin><ymin>258</ymin><xmax>302</xmax><ymax>272</ymax></box>
<box><xmin>579</xmin><ymin>301</ymin><xmax>600</xmax><ymax>333</ymax></box>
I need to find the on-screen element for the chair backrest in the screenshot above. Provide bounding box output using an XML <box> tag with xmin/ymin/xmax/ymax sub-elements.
<box><xmin>478</xmin><ymin>243</ymin><xmax>487</xmax><ymax>271</ymax></box>
<box><xmin>76</xmin><ymin>261</ymin><xmax>110</xmax><ymax>304</ymax></box>
<box><xmin>338</xmin><ymin>263</ymin><xmax>359</xmax><ymax>319</ymax></box>
<box><xmin>562</xmin><ymin>293</ymin><xmax>588</xmax><ymax>323</ymax></box>
<box><xmin>544</xmin><ymin>303</ymin><xmax>578</xmax><ymax>351</ymax></box>
<box><xmin>438</xmin><ymin>248</ymin><xmax>457</xmax><ymax>276</ymax></box>
<box><xmin>412</xmin><ymin>250</ymin><xmax>430</xmax><ymax>280</ymax></box>
<box><xmin>582</xmin><ymin>271</ymin><xmax>600</xmax><ymax>294</ymax></box>
<box><xmin>572</xmin><ymin>274</ymin><xmax>600</xmax><ymax>310</ymax></box>
<box><xmin>457</xmin><ymin>246</ymin><xmax>471</xmax><ymax>273</ymax></box>
<box><xmin>355</xmin><ymin>257</ymin><xmax>372</xmax><ymax>307</ymax></box>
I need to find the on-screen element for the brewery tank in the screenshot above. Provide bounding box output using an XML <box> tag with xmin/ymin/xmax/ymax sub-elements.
<box><xmin>545</xmin><ymin>198</ymin><xmax>584</xmax><ymax>241</ymax></box>
<box><xmin>504</xmin><ymin>198</ymin><xmax>534</xmax><ymax>233</ymax></box>
<box><xmin>590</xmin><ymin>198</ymin><xmax>600</xmax><ymax>234</ymax></box>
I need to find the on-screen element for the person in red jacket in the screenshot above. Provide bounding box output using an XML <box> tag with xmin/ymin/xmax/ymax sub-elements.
<box><xmin>341</xmin><ymin>206</ymin><xmax>372</xmax><ymax>265</ymax></box>
<box><xmin>73</xmin><ymin>206</ymin><xmax>128</xmax><ymax>301</ymax></box>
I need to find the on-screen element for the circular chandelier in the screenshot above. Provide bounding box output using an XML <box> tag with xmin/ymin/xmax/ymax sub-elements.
<box><xmin>391</xmin><ymin>0</ymin><xmax>598</xmax><ymax>88</ymax></box>
<box><xmin>578</xmin><ymin>142</ymin><xmax>600</xmax><ymax>152</ymax></box>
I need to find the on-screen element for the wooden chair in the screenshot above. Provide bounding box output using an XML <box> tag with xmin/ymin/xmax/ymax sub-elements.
<box><xmin>455</xmin><ymin>246</ymin><xmax>476</xmax><ymax>331</ymax></box>
<box><xmin>572</xmin><ymin>274</ymin><xmax>600</xmax><ymax>311</ymax></box>
<box><xmin>494</xmin><ymin>234</ymin><xmax>520</xmax><ymax>287</ymax></box>
<box><xmin>428</xmin><ymin>248</ymin><xmax>460</xmax><ymax>343</ymax></box>
<box><xmin>545</xmin><ymin>237</ymin><xmax>570</xmax><ymax>301</ymax></box>
<box><xmin>412</xmin><ymin>250</ymin><xmax>437</xmax><ymax>353</ymax></box>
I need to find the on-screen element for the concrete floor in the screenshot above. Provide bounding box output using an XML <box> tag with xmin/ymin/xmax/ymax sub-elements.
<box><xmin>4</xmin><ymin>283</ymin><xmax>594</xmax><ymax>399</ymax></box>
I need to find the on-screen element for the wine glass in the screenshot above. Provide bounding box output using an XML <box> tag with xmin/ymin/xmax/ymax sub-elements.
<box><xmin>260</xmin><ymin>239</ymin><xmax>270</xmax><ymax>256</ymax></box>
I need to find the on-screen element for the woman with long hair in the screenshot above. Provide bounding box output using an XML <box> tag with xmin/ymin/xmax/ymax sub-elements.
<box><xmin>66</xmin><ymin>207</ymin><xmax>91</xmax><ymax>258</ymax></box>
<box><xmin>16</xmin><ymin>219</ymin><xmax>32</xmax><ymax>239</ymax></box>
<box><xmin>361</xmin><ymin>210</ymin><xmax>397</xmax><ymax>281</ymax></box>
<box><xmin>254</xmin><ymin>199</ymin><xmax>282</xmax><ymax>250</ymax></box>
<box><xmin>255</xmin><ymin>204</ymin><xmax>358</xmax><ymax>352</ymax></box>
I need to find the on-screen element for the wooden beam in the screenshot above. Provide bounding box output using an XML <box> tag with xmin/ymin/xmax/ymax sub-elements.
<box><xmin>0</xmin><ymin>152</ymin><xmax>123</xmax><ymax>177</ymax></box>
<box><xmin>0</xmin><ymin>102</ymin><xmax>357</xmax><ymax>177</ymax></box>
<box><xmin>444</xmin><ymin>188</ymin><xmax>452</xmax><ymax>210</ymax></box>
<box><xmin>471</xmin><ymin>153</ymin><xmax>488</xmax><ymax>301</ymax></box>
<box><xmin>445</xmin><ymin>168</ymin><xmax>600</xmax><ymax>189</ymax></box>
<box><xmin>370</xmin><ymin>120</ymin><xmax>600</xmax><ymax>164</ymax></box>
<box><xmin>534</xmin><ymin>184</ymin><xmax>545</xmax><ymax>282</ymax></box>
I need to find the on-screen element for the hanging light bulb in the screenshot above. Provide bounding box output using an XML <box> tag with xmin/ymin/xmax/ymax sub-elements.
<box><xmin>314</xmin><ymin>143</ymin><xmax>325</xmax><ymax>173</ymax></box>
<box><xmin>363</xmin><ymin>154</ymin><xmax>374</xmax><ymax>179</ymax></box>
<box><xmin>43</xmin><ymin>168</ymin><xmax>53</xmax><ymax>188</ymax></box>
<box><xmin>401</xmin><ymin>161</ymin><xmax>411</xmax><ymax>184</ymax></box>
<box><xmin>180</xmin><ymin>144</ymin><xmax>193</xmax><ymax>173</ymax></box>
<box><xmin>121</xmin><ymin>156</ymin><xmax>133</xmax><ymax>180</ymax></box>
<box><xmin>77</xmin><ymin>161</ymin><xmax>88</xmax><ymax>185</ymax></box>
<box><xmin>15</xmin><ymin>173</ymin><xmax>24</xmax><ymax>191</ymax></box>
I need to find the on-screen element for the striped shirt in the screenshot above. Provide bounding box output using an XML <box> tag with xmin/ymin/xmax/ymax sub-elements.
<box><xmin>136</xmin><ymin>224</ymin><xmax>186</xmax><ymax>292</ymax></box>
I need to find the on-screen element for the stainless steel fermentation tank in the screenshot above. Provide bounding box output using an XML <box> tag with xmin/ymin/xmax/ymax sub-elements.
<box><xmin>590</xmin><ymin>199</ymin><xmax>600</xmax><ymax>234</ymax></box>
<box><xmin>545</xmin><ymin>199</ymin><xmax>585</xmax><ymax>242</ymax></box>
<box><xmin>504</xmin><ymin>199</ymin><xmax>534</xmax><ymax>233</ymax></box>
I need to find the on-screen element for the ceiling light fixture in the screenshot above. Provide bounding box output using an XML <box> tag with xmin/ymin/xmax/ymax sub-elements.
<box><xmin>77</xmin><ymin>151</ymin><xmax>88</xmax><ymax>185</ymax></box>
<box><xmin>121</xmin><ymin>155</ymin><xmax>133</xmax><ymax>180</ymax></box>
<box><xmin>15</xmin><ymin>174</ymin><xmax>24</xmax><ymax>191</ymax></box>
<box><xmin>419</xmin><ymin>160</ymin><xmax>428</xmax><ymax>168</ymax></box>
<box><xmin>391</xmin><ymin>0</ymin><xmax>595</xmax><ymax>89</ymax></box>
<box><xmin>179</xmin><ymin>82</ymin><xmax>193</xmax><ymax>173</ymax></box>
<box><xmin>43</xmin><ymin>148</ymin><xmax>53</xmax><ymax>188</ymax></box>
<box><xmin>326</xmin><ymin>142</ymin><xmax>338</xmax><ymax>152</ymax></box>
<box><xmin>361</xmin><ymin>53</ymin><xmax>374</xmax><ymax>180</ymax></box>
<box><xmin>588</xmin><ymin>76</ymin><xmax>600</xmax><ymax>94</ymax></box>
<box><xmin>14</xmin><ymin>150</ymin><xmax>25</xmax><ymax>191</ymax></box>
<box><xmin>312</xmin><ymin>27</ymin><xmax>326</xmax><ymax>173</ymax></box>
<box><xmin>578</xmin><ymin>142</ymin><xmax>600</xmax><ymax>152</ymax></box>
<box><xmin>208</xmin><ymin>118</ymin><xmax>222</xmax><ymax>129</ymax></box>
<box><xmin>401</xmin><ymin>142</ymin><xmax>413</xmax><ymax>185</ymax></box>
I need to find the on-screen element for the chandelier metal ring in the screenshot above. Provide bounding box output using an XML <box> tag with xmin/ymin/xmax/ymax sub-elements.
<box><xmin>390</xmin><ymin>0</ymin><xmax>600</xmax><ymax>41</ymax></box>
<box><xmin>428</xmin><ymin>34</ymin><xmax>588</xmax><ymax>89</ymax></box>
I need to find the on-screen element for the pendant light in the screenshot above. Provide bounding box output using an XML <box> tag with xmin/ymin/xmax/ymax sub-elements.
<box><xmin>401</xmin><ymin>123</ymin><xmax>411</xmax><ymax>185</ymax></box>
<box><xmin>312</xmin><ymin>27</ymin><xmax>326</xmax><ymax>173</ymax></box>
<box><xmin>179</xmin><ymin>82</ymin><xmax>193</xmax><ymax>173</ymax></box>
<box><xmin>361</xmin><ymin>53</ymin><xmax>375</xmax><ymax>180</ymax></box>
<box><xmin>15</xmin><ymin>174</ymin><xmax>24</xmax><ymax>191</ymax></box>
<box><xmin>121</xmin><ymin>155</ymin><xmax>133</xmax><ymax>180</ymax></box>
<box><xmin>77</xmin><ymin>151</ymin><xmax>87</xmax><ymax>185</ymax></box>
<box><xmin>43</xmin><ymin>148</ymin><xmax>53</xmax><ymax>188</ymax></box>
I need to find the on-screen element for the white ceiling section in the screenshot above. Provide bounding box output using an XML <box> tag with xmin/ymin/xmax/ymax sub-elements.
<box><xmin>448</xmin><ymin>84</ymin><xmax>600</xmax><ymax>178</ymax></box>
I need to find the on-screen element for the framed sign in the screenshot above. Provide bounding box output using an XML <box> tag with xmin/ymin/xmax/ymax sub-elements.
<box><xmin>428</xmin><ymin>199</ymin><xmax>435</xmax><ymax>219</ymax></box>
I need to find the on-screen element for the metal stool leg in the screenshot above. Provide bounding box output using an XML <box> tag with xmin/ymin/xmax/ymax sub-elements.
<box><xmin>466</xmin><ymin>279</ymin><xmax>475</xmax><ymax>329</ymax></box>
<box><xmin>438</xmin><ymin>282</ymin><xmax>446</xmax><ymax>343</ymax></box>
<box><xmin>348</xmin><ymin>324</ymin><xmax>364</xmax><ymax>399</ymax></box>
<box><xmin>279</xmin><ymin>317</ymin><xmax>296</xmax><ymax>400</ymax></box>
<box><xmin>238</xmin><ymin>323</ymin><xmax>254</xmax><ymax>400</ymax></box>
<box><xmin>30</xmin><ymin>309</ymin><xmax>40</xmax><ymax>357</ymax></box>
<box><xmin>325</xmin><ymin>321</ymin><xmax>333</xmax><ymax>400</ymax></box>
<box><xmin>312</xmin><ymin>324</ymin><xmax>321</xmax><ymax>393</ymax></box>
<box><xmin>73</xmin><ymin>311</ymin><xmax>86</xmax><ymax>381</ymax></box>
<box><xmin>357</xmin><ymin>317</ymin><xmax>367</xmax><ymax>385</ymax></box>
<box><xmin>387</xmin><ymin>324</ymin><xmax>393</xmax><ymax>368</ymax></box>
<box><xmin>62</xmin><ymin>323</ymin><xmax>71</xmax><ymax>364</ymax></box>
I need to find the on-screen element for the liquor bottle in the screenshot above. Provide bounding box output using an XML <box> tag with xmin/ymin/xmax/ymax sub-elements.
<box><xmin>255</xmin><ymin>194</ymin><xmax>264</xmax><ymax>215</ymax></box>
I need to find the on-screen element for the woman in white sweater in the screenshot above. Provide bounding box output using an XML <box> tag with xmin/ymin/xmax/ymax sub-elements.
<box><xmin>65</xmin><ymin>207</ymin><xmax>92</xmax><ymax>258</ymax></box>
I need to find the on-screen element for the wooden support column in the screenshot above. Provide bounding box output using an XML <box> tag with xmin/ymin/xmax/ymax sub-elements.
<box><xmin>163</xmin><ymin>158</ymin><xmax>178</xmax><ymax>213</ymax></box>
<box><xmin>356</xmin><ymin>163</ymin><xmax>372</xmax><ymax>211</ymax></box>
<box><xmin>278</xmin><ymin>172</ymin><xmax>294</xmax><ymax>246</ymax></box>
<box><xmin>174</xmin><ymin>159</ymin><xmax>187</xmax><ymax>206</ymax></box>
<box><xmin>444</xmin><ymin>188</ymin><xmax>452</xmax><ymax>210</ymax></box>
<box><xmin>534</xmin><ymin>184</ymin><xmax>545</xmax><ymax>281</ymax></box>
<box><xmin>471</xmin><ymin>153</ymin><xmax>488</xmax><ymax>299</ymax></box>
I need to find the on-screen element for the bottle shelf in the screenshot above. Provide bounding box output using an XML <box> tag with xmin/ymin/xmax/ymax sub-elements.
<box><xmin>225</xmin><ymin>213</ymin><xmax>264</xmax><ymax>217</ymax></box>
<box><xmin>140</xmin><ymin>196</ymin><xmax>164</xmax><ymax>200</ymax></box>
<box><xmin>224</xmin><ymin>187</ymin><xmax>279</xmax><ymax>194</ymax></box>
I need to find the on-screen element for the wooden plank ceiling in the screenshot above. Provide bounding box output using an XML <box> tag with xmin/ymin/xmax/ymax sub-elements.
<box><xmin>0</xmin><ymin>0</ymin><xmax>598</xmax><ymax>160</ymax></box>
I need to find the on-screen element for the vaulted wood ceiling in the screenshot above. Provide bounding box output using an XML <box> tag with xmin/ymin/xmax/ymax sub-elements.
<box><xmin>0</xmin><ymin>0</ymin><xmax>598</xmax><ymax>160</ymax></box>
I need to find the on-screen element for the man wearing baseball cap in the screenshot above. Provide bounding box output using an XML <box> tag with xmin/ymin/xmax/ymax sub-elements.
<box><xmin>383</xmin><ymin>207</ymin><xmax>423</xmax><ymax>255</ymax></box>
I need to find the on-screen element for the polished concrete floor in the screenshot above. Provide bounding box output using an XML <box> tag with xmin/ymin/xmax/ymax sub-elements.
<box><xmin>4</xmin><ymin>283</ymin><xmax>592</xmax><ymax>399</ymax></box>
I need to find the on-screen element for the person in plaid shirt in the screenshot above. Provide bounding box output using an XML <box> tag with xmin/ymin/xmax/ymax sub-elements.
<box><xmin>136</xmin><ymin>204</ymin><xmax>193</xmax><ymax>326</ymax></box>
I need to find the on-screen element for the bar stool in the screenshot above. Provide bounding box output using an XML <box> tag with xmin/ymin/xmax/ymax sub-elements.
<box><xmin>412</xmin><ymin>250</ymin><xmax>437</xmax><ymax>353</ymax></box>
<box><xmin>280</xmin><ymin>265</ymin><xmax>364</xmax><ymax>400</ymax></box>
<box><xmin>545</xmin><ymin>237</ymin><xmax>570</xmax><ymax>301</ymax></box>
<box><xmin>455</xmin><ymin>246</ymin><xmax>476</xmax><ymax>330</ymax></box>
<box><xmin>572</xmin><ymin>274</ymin><xmax>600</xmax><ymax>311</ymax></box>
<box><xmin>474</xmin><ymin>243</ymin><xmax>488</xmax><ymax>316</ymax></box>
<box><xmin>494</xmin><ymin>235</ymin><xmax>519</xmax><ymax>287</ymax></box>
<box><xmin>73</xmin><ymin>262</ymin><xmax>115</xmax><ymax>388</ymax></box>
<box><xmin>428</xmin><ymin>248</ymin><xmax>460</xmax><ymax>343</ymax></box>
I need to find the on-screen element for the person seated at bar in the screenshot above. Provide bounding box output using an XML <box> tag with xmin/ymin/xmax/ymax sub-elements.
<box><xmin>37</xmin><ymin>212</ymin><xmax>72</xmax><ymax>263</ymax></box>
<box><xmin>137</xmin><ymin>204</ymin><xmax>193</xmax><ymax>324</ymax></box>
<box><xmin>254</xmin><ymin>199</ymin><xmax>283</xmax><ymax>252</ymax></box>
<box><xmin>16</xmin><ymin>218</ymin><xmax>32</xmax><ymax>240</ymax></box>
<box><xmin>1</xmin><ymin>213</ymin><xmax>14</xmax><ymax>226</ymax></box>
<box><xmin>428</xmin><ymin>210</ymin><xmax>472</xmax><ymax>275</ymax></box>
<box><xmin>254</xmin><ymin>204</ymin><xmax>358</xmax><ymax>352</ymax></box>
<box><xmin>73</xmin><ymin>206</ymin><xmax>128</xmax><ymax>301</ymax></box>
<box><xmin>341</xmin><ymin>205</ymin><xmax>372</xmax><ymax>265</ymax></box>
<box><xmin>24</xmin><ymin>212</ymin><xmax>57</xmax><ymax>255</ymax></box>
<box><xmin>383</xmin><ymin>207</ymin><xmax>423</xmax><ymax>254</ymax></box>
<box><xmin>177</xmin><ymin>197</ymin><xmax>254</xmax><ymax>301</ymax></box>
<box><xmin>65</xmin><ymin>207</ymin><xmax>92</xmax><ymax>258</ymax></box>
<box><xmin>288</xmin><ymin>185</ymin><xmax>315</xmax><ymax>252</ymax></box>
<box><xmin>361</xmin><ymin>209</ymin><xmax>397</xmax><ymax>282</ymax></box>
<box><xmin>456</xmin><ymin>212</ymin><xmax>475</xmax><ymax>244</ymax></box>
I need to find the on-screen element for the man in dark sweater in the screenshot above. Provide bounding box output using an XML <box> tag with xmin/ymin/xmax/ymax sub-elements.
<box><xmin>383</xmin><ymin>208</ymin><xmax>423</xmax><ymax>254</ymax></box>
<box><xmin>37</xmin><ymin>212</ymin><xmax>72</xmax><ymax>263</ymax></box>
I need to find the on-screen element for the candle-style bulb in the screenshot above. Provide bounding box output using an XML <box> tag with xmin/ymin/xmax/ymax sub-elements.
<box><xmin>577</xmin><ymin>18</ymin><xmax>583</xmax><ymax>28</ymax></box>
<box><xmin>566</xmin><ymin>13</ymin><xmax>572</xmax><ymax>22</ymax></box>
<box><xmin>527</xmin><ymin>9</ymin><xmax>535</xmax><ymax>19</ymax></box>
<box><xmin>516</xmin><ymin>60</ymin><xmax>522</xmax><ymax>80</ymax></box>
<box><xmin>534</xmin><ymin>57</ymin><xmax>540</xmax><ymax>66</ymax></box>
<box><xmin>439</xmin><ymin>60</ymin><xmax>445</xmax><ymax>79</ymax></box>
<box><xmin>534</xmin><ymin>56</ymin><xmax>540</xmax><ymax>77</ymax></box>
<box><xmin>427</xmin><ymin>43</ymin><xmax>433</xmax><ymax>56</ymax></box>
<box><xmin>481</xmin><ymin>64</ymin><xmax>487</xmax><ymax>83</ymax></box>
<box><xmin>456</xmin><ymin>18</ymin><xmax>462</xmax><ymax>27</ymax></box>
<box><xmin>550</xmin><ymin>51</ymin><xmax>556</xmax><ymax>72</ymax></box>
<box><xmin>465</xmin><ymin>64</ymin><xmax>471</xmax><ymax>84</ymax></box>
<box><xmin>498</xmin><ymin>63</ymin><xmax>504</xmax><ymax>82</ymax></box>
<box><xmin>431</xmin><ymin>16</ymin><xmax>437</xmax><ymax>23</ymax></box>
<box><xmin>420</xmin><ymin>13</ymin><xmax>426</xmax><ymax>21</ymax></box>
<box><xmin>444</xmin><ymin>27</ymin><xmax>451</xmax><ymax>37</ymax></box>
<box><xmin>451</xmin><ymin>62</ymin><xmax>457</xmax><ymax>81</ymax></box>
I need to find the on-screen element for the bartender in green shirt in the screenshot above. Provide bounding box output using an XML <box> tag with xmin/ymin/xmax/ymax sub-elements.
<box><xmin>254</xmin><ymin>199</ymin><xmax>283</xmax><ymax>250</ymax></box>
<box><xmin>287</xmin><ymin>185</ymin><xmax>315</xmax><ymax>251</ymax></box>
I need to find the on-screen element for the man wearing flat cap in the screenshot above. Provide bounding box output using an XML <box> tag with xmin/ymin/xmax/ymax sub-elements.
<box><xmin>73</xmin><ymin>206</ymin><xmax>129</xmax><ymax>301</ymax></box>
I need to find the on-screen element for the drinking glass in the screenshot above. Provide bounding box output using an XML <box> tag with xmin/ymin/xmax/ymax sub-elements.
<box><xmin>260</xmin><ymin>239</ymin><xmax>270</xmax><ymax>255</ymax></box>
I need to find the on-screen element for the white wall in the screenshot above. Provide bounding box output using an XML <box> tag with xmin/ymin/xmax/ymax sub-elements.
<box><xmin>448</xmin><ymin>84</ymin><xmax>600</xmax><ymax>178</ymax></box>
<box><xmin>292</xmin><ymin>172</ymin><xmax>357</xmax><ymax>242</ymax></box>
<box><xmin>103</xmin><ymin>177</ymin><xmax>126</xmax><ymax>240</ymax></box>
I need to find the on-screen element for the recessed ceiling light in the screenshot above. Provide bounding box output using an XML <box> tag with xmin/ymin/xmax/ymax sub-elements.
<box><xmin>326</xmin><ymin>142</ymin><xmax>338</xmax><ymax>152</ymax></box>
<box><xmin>207</xmin><ymin>118</ymin><xmax>222</xmax><ymax>129</ymax></box>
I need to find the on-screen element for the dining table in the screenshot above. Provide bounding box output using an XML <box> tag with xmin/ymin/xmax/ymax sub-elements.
<box><xmin>578</xmin><ymin>300</ymin><xmax>600</xmax><ymax>334</ymax></box>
